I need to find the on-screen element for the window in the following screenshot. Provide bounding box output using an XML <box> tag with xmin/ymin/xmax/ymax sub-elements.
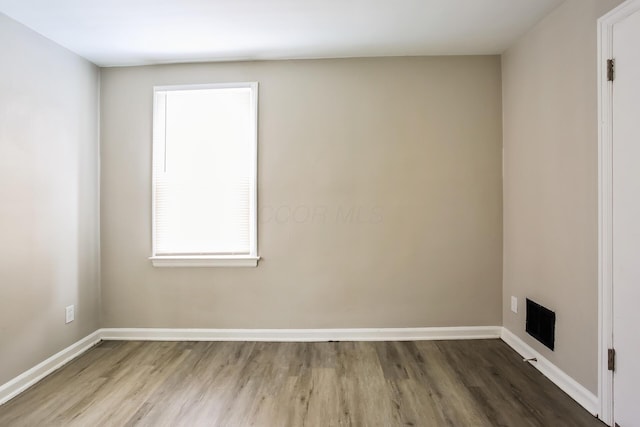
<box><xmin>150</xmin><ymin>83</ymin><xmax>259</xmax><ymax>267</ymax></box>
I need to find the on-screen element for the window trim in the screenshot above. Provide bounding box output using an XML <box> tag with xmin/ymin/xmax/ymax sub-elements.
<box><xmin>149</xmin><ymin>82</ymin><xmax>259</xmax><ymax>267</ymax></box>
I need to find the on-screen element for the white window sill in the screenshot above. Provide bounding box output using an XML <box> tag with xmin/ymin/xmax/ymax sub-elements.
<box><xmin>149</xmin><ymin>256</ymin><xmax>260</xmax><ymax>267</ymax></box>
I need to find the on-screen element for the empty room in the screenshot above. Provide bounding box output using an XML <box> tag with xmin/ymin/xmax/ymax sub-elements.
<box><xmin>0</xmin><ymin>0</ymin><xmax>638</xmax><ymax>425</ymax></box>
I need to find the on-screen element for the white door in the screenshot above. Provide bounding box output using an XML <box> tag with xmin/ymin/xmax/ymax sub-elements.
<box><xmin>612</xmin><ymin>6</ymin><xmax>640</xmax><ymax>427</ymax></box>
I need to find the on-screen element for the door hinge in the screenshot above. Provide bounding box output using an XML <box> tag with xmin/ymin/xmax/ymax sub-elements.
<box><xmin>607</xmin><ymin>59</ymin><xmax>615</xmax><ymax>82</ymax></box>
<box><xmin>608</xmin><ymin>348</ymin><xmax>616</xmax><ymax>371</ymax></box>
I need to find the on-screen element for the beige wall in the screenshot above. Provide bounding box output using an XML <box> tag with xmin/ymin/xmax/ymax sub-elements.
<box><xmin>100</xmin><ymin>56</ymin><xmax>503</xmax><ymax>329</ymax></box>
<box><xmin>0</xmin><ymin>14</ymin><xmax>101</xmax><ymax>385</ymax></box>
<box><xmin>502</xmin><ymin>0</ymin><xmax>623</xmax><ymax>394</ymax></box>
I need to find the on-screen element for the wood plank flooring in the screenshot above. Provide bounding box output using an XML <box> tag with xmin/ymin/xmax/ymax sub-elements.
<box><xmin>0</xmin><ymin>339</ymin><xmax>604</xmax><ymax>426</ymax></box>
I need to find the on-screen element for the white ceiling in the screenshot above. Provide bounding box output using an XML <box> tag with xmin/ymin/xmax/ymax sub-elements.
<box><xmin>0</xmin><ymin>0</ymin><xmax>564</xmax><ymax>67</ymax></box>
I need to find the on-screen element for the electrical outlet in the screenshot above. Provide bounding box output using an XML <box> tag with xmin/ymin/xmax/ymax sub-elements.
<box><xmin>65</xmin><ymin>305</ymin><xmax>75</xmax><ymax>324</ymax></box>
<box><xmin>511</xmin><ymin>296</ymin><xmax>518</xmax><ymax>314</ymax></box>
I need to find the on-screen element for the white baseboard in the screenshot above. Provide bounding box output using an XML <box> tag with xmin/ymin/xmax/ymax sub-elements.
<box><xmin>99</xmin><ymin>326</ymin><xmax>503</xmax><ymax>342</ymax></box>
<box><xmin>1</xmin><ymin>327</ymin><xmax>598</xmax><ymax>414</ymax></box>
<box><xmin>500</xmin><ymin>328</ymin><xmax>598</xmax><ymax>416</ymax></box>
<box><xmin>0</xmin><ymin>330</ymin><xmax>102</xmax><ymax>406</ymax></box>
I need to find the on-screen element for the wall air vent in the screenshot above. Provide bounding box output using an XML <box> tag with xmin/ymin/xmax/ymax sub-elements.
<box><xmin>526</xmin><ymin>298</ymin><xmax>555</xmax><ymax>351</ymax></box>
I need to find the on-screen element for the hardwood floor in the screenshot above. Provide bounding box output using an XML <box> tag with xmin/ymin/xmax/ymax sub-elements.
<box><xmin>0</xmin><ymin>339</ymin><xmax>604</xmax><ymax>426</ymax></box>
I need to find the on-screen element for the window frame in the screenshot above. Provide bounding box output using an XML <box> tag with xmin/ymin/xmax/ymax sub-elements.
<box><xmin>149</xmin><ymin>82</ymin><xmax>259</xmax><ymax>267</ymax></box>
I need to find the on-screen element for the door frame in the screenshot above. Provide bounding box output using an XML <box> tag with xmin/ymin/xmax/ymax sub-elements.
<box><xmin>597</xmin><ymin>0</ymin><xmax>640</xmax><ymax>424</ymax></box>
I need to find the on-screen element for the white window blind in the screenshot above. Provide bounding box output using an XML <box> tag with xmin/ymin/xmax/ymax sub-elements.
<box><xmin>151</xmin><ymin>83</ymin><xmax>258</xmax><ymax>266</ymax></box>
